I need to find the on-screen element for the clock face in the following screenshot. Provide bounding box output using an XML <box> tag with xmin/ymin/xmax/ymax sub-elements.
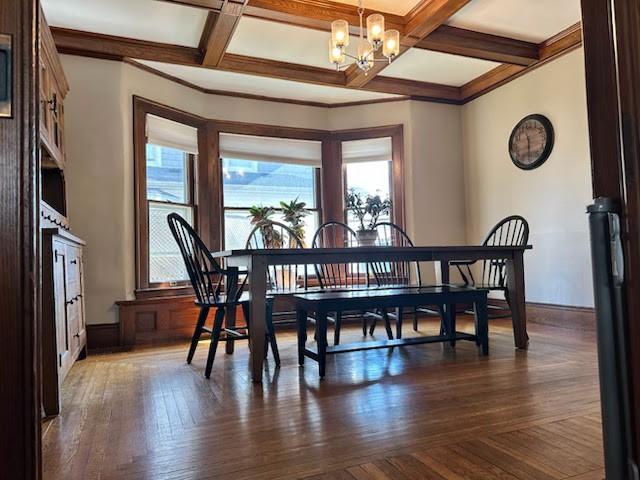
<box><xmin>509</xmin><ymin>114</ymin><xmax>554</xmax><ymax>170</ymax></box>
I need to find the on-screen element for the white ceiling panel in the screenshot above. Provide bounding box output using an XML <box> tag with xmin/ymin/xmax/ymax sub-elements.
<box><xmin>447</xmin><ymin>0</ymin><xmax>582</xmax><ymax>43</ymax></box>
<box><xmin>134</xmin><ymin>60</ymin><xmax>401</xmax><ymax>104</ymax></box>
<box><xmin>330</xmin><ymin>0</ymin><xmax>423</xmax><ymax>16</ymax></box>
<box><xmin>228</xmin><ymin>17</ymin><xmax>334</xmax><ymax>69</ymax></box>
<box><xmin>41</xmin><ymin>0</ymin><xmax>207</xmax><ymax>47</ymax></box>
<box><xmin>381</xmin><ymin>49</ymin><xmax>499</xmax><ymax>87</ymax></box>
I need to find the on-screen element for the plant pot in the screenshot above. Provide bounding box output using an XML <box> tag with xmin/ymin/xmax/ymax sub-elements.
<box><xmin>356</xmin><ymin>229</ymin><xmax>378</xmax><ymax>247</ymax></box>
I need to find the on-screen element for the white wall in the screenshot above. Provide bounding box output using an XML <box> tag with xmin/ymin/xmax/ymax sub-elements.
<box><xmin>461</xmin><ymin>49</ymin><xmax>594</xmax><ymax>307</ymax></box>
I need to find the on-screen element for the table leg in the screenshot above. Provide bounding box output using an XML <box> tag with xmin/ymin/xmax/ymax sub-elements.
<box><xmin>248</xmin><ymin>256</ymin><xmax>268</xmax><ymax>382</ymax></box>
<box><xmin>506</xmin><ymin>252</ymin><xmax>529</xmax><ymax>349</ymax></box>
<box><xmin>440</xmin><ymin>260</ymin><xmax>454</xmax><ymax>338</ymax></box>
<box><xmin>297</xmin><ymin>308</ymin><xmax>307</xmax><ymax>366</ymax></box>
<box><xmin>317</xmin><ymin>308</ymin><xmax>328</xmax><ymax>379</ymax></box>
<box><xmin>396</xmin><ymin>307</ymin><xmax>403</xmax><ymax>339</ymax></box>
<box><xmin>475</xmin><ymin>297</ymin><xmax>489</xmax><ymax>356</ymax></box>
<box><xmin>225</xmin><ymin>269</ymin><xmax>239</xmax><ymax>354</ymax></box>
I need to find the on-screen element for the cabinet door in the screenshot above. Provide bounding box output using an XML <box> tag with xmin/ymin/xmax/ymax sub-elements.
<box><xmin>65</xmin><ymin>245</ymin><xmax>85</xmax><ymax>356</ymax></box>
<box><xmin>39</xmin><ymin>57</ymin><xmax>51</xmax><ymax>146</ymax></box>
<box><xmin>53</xmin><ymin>240</ymin><xmax>73</xmax><ymax>378</ymax></box>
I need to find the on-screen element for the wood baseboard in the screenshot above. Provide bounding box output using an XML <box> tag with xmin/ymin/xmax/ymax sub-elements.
<box><xmin>492</xmin><ymin>299</ymin><xmax>596</xmax><ymax>331</ymax></box>
<box><xmin>86</xmin><ymin>323</ymin><xmax>127</xmax><ymax>352</ymax></box>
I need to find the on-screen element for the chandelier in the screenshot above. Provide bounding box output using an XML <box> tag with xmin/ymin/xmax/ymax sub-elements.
<box><xmin>328</xmin><ymin>0</ymin><xmax>400</xmax><ymax>73</ymax></box>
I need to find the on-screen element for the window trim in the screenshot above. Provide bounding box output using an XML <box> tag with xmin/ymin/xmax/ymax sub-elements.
<box><xmin>133</xmin><ymin>97</ymin><xmax>208</xmax><ymax>292</ymax></box>
<box><xmin>331</xmin><ymin>125</ymin><xmax>405</xmax><ymax>229</ymax></box>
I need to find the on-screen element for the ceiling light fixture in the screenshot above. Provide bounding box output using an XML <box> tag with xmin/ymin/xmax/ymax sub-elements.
<box><xmin>328</xmin><ymin>0</ymin><xmax>400</xmax><ymax>73</ymax></box>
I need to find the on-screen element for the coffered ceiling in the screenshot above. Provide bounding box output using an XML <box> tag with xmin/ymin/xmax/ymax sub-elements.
<box><xmin>41</xmin><ymin>0</ymin><xmax>584</xmax><ymax>107</ymax></box>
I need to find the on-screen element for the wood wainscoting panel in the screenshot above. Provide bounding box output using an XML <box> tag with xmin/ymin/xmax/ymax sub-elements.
<box><xmin>116</xmin><ymin>295</ymin><xmax>249</xmax><ymax>346</ymax></box>
<box><xmin>86</xmin><ymin>323</ymin><xmax>123</xmax><ymax>352</ymax></box>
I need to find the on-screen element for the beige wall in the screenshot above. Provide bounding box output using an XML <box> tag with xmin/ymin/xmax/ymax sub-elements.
<box><xmin>62</xmin><ymin>55</ymin><xmax>465</xmax><ymax>324</ymax></box>
<box><xmin>461</xmin><ymin>49</ymin><xmax>594</xmax><ymax>307</ymax></box>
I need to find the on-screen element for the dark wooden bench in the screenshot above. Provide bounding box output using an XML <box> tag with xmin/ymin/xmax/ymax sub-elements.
<box><xmin>294</xmin><ymin>286</ymin><xmax>489</xmax><ymax>378</ymax></box>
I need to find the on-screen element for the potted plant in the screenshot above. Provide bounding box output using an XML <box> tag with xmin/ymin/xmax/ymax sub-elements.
<box><xmin>248</xmin><ymin>205</ymin><xmax>281</xmax><ymax>248</ymax></box>
<box><xmin>280</xmin><ymin>197</ymin><xmax>309</xmax><ymax>245</ymax></box>
<box><xmin>345</xmin><ymin>189</ymin><xmax>392</xmax><ymax>246</ymax></box>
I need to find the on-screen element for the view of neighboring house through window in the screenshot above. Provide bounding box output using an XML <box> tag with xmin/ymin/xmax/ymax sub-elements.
<box><xmin>145</xmin><ymin>114</ymin><xmax>197</xmax><ymax>285</ymax></box>
<box><xmin>220</xmin><ymin>133</ymin><xmax>322</xmax><ymax>249</ymax></box>
<box><xmin>342</xmin><ymin>137</ymin><xmax>393</xmax><ymax>230</ymax></box>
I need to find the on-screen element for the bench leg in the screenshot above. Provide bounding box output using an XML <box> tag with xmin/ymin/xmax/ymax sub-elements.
<box><xmin>205</xmin><ymin>307</ymin><xmax>225</xmax><ymax>379</ymax></box>
<box><xmin>317</xmin><ymin>309</ymin><xmax>328</xmax><ymax>378</ymax></box>
<box><xmin>412</xmin><ymin>307</ymin><xmax>419</xmax><ymax>331</ymax></box>
<box><xmin>187</xmin><ymin>306</ymin><xmax>209</xmax><ymax>364</ymax></box>
<box><xmin>334</xmin><ymin>311</ymin><xmax>342</xmax><ymax>346</ymax></box>
<box><xmin>382</xmin><ymin>309</ymin><xmax>394</xmax><ymax>340</ymax></box>
<box><xmin>297</xmin><ymin>309</ymin><xmax>307</xmax><ymax>366</ymax></box>
<box><xmin>361</xmin><ymin>311</ymin><xmax>368</xmax><ymax>336</ymax></box>
<box><xmin>475</xmin><ymin>300</ymin><xmax>489</xmax><ymax>356</ymax></box>
<box><xmin>396</xmin><ymin>307</ymin><xmax>404</xmax><ymax>339</ymax></box>
<box><xmin>447</xmin><ymin>304</ymin><xmax>457</xmax><ymax>347</ymax></box>
<box><xmin>368</xmin><ymin>311</ymin><xmax>377</xmax><ymax>336</ymax></box>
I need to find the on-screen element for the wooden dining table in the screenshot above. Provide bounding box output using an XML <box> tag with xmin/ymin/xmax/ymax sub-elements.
<box><xmin>213</xmin><ymin>245</ymin><xmax>532</xmax><ymax>383</ymax></box>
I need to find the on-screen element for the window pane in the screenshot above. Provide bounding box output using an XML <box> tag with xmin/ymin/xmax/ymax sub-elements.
<box><xmin>146</xmin><ymin>144</ymin><xmax>189</xmax><ymax>203</ymax></box>
<box><xmin>345</xmin><ymin>160</ymin><xmax>392</xmax><ymax>230</ymax></box>
<box><xmin>224</xmin><ymin>209</ymin><xmax>320</xmax><ymax>250</ymax></box>
<box><xmin>222</xmin><ymin>158</ymin><xmax>316</xmax><ymax>208</ymax></box>
<box><xmin>345</xmin><ymin>160</ymin><xmax>391</xmax><ymax>198</ymax></box>
<box><xmin>148</xmin><ymin>202</ymin><xmax>193</xmax><ymax>284</ymax></box>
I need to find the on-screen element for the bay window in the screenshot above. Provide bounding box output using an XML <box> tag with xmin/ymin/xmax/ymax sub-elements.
<box><xmin>134</xmin><ymin>97</ymin><xmax>404</xmax><ymax>296</ymax></box>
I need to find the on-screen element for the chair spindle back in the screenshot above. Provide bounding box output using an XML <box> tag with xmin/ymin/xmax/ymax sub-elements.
<box><xmin>371</xmin><ymin>222</ymin><xmax>421</xmax><ymax>287</ymax></box>
<box><xmin>311</xmin><ymin>221</ymin><xmax>363</xmax><ymax>289</ymax></box>
<box><xmin>168</xmin><ymin>213</ymin><xmax>242</xmax><ymax>305</ymax></box>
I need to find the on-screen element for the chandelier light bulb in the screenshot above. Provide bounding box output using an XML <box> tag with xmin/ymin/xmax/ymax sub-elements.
<box><xmin>331</xmin><ymin>20</ymin><xmax>350</xmax><ymax>48</ymax></box>
<box><xmin>328</xmin><ymin>39</ymin><xmax>346</xmax><ymax>65</ymax></box>
<box><xmin>367</xmin><ymin>14</ymin><xmax>385</xmax><ymax>45</ymax></box>
<box><xmin>383</xmin><ymin>29</ymin><xmax>400</xmax><ymax>59</ymax></box>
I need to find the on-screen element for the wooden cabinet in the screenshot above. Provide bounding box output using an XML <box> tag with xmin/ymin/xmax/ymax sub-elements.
<box><xmin>42</xmin><ymin>229</ymin><xmax>87</xmax><ymax>417</ymax></box>
<box><xmin>39</xmin><ymin>11</ymin><xmax>68</xmax><ymax>170</ymax></box>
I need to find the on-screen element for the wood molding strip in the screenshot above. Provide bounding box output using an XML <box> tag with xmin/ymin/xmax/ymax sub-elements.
<box><xmin>460</xmin><ymin>22</ymin><xmax>583</xmax><ymax>103</ymax></box>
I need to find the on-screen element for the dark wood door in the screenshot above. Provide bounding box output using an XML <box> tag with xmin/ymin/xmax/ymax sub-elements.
<box><xmin>0</xmin><ymin>0</ymin><xmax>40</xmax><ymax>478</ymax></box>
<box><xmin>581</xmin><ymin>0</ymin><xmax>640</xmax><ymax>476</ymax></box>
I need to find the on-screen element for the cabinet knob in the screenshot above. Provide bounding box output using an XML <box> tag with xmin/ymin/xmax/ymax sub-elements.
<box><xmin>70</xmin><ymin>259</ymin><xmax>77</xmax><ymax>264</ymax></box>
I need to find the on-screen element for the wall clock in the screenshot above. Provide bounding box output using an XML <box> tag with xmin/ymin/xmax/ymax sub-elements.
<box><xmin>508</xmin><ymin>114</ymin><xmax>554</xmax><ymax>170</ymax></box>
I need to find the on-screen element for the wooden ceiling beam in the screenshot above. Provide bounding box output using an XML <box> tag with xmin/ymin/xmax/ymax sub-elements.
<box><xmin>51</xmin><ymin>27</ymin><xmax>203</xmax><ymax>64</ymax></box>
<box><xmin>51</xmin><ymin>27</ymin><xmax>462</xmax><ymax>103</ymax></box>
<box><xmin>344</xmin><ymin>0</ymin><xmax>471</xmax><ymax>88</ymax></box>
<box><xmin>200</xmin><ymin>0</ymin><xmax>248</xmax><ymax>66</ymax></box>
<box><xmin>417</xmin><ymin>25</ymin><xmax>539</xmax><ymax>66</ymax></box>
<box><xmin>460</xmin><ymin>22</ymin><xmax>582</xmax><ymax>102</ymax></box>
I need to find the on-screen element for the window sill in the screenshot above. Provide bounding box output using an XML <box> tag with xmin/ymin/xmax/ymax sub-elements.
<box><xmin>134</xmin><ymin>286</ymin><xmax>194</xmax><ymax>300</ymax></box>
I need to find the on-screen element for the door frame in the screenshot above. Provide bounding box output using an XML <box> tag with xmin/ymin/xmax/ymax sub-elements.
<box><xmin>0</xmin><ymin>0</ymin><xmax>41</xmax><ymax>478</ymax></box>
<box><xmin>581</xmin><ymin>0</ymin><xmax>640</xmax><ymax>472</ymax></box>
